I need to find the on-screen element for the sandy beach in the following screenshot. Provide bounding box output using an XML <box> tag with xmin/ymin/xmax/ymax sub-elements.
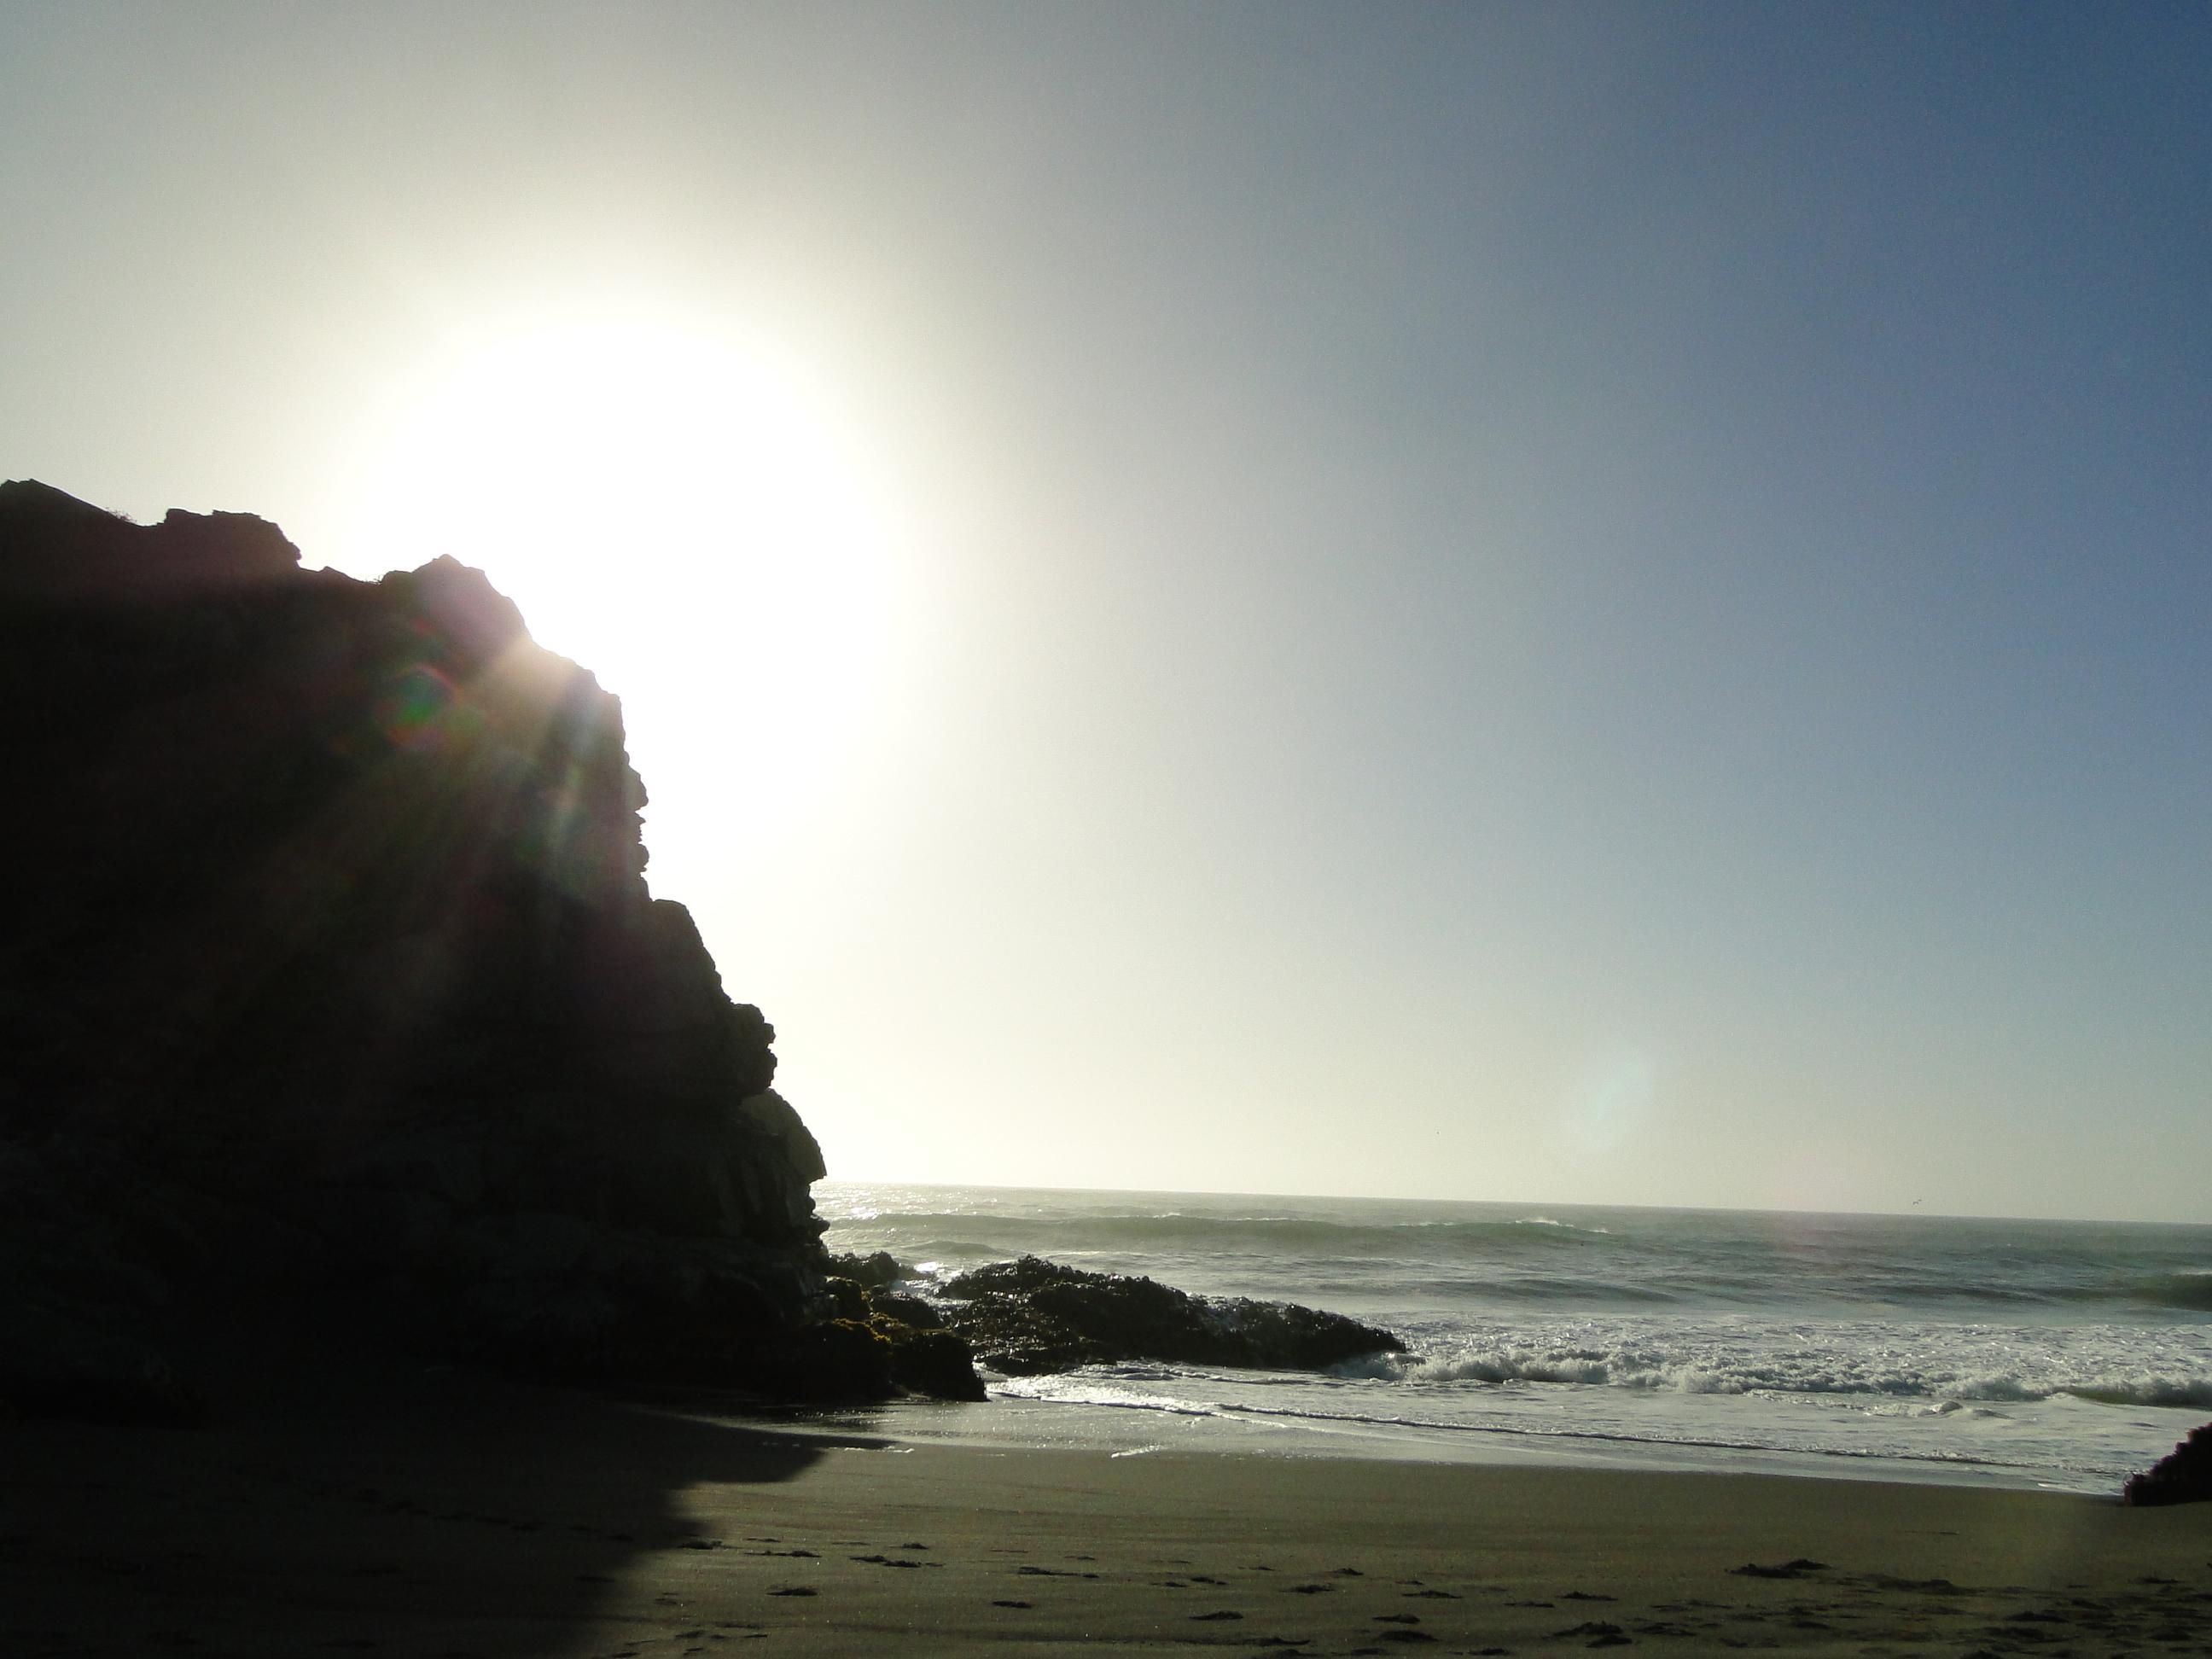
<box><xmin>5</xmin><ymin>1353</ymin><xmax>2208</xmax><ymax>1659</ymax></box>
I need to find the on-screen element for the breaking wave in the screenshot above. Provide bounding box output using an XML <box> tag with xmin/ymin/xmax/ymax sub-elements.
<box><xmin>1336</xmin><ymin>1342</ymin><xmax>2212</xmax><ymax>1410</ymax></box>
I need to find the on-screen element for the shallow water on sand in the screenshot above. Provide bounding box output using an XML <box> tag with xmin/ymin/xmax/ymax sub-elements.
<box><xmin>819</xmin><ymin>1182</ymin><xmax>2212</xmax><ymax>1494</ymax></box>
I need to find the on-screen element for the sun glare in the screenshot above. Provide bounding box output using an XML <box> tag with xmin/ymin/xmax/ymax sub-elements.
<box><xmin>323</xmin><ymin>309</ymin><xmax>906</xmax><ymax>870</ymax></box>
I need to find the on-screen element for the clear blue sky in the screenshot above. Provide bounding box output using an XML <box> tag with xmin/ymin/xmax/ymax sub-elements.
<box><xmin>4</xmin><ymin>2</ymin><xmax>2205</xmax><ymax>1220</ymax></box>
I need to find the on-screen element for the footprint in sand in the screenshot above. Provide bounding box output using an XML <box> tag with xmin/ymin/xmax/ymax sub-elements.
<box><xmin>1550</xmin><ymin>1621</ymin><xmax>1628</xmax><ymax>1647</ymax></box>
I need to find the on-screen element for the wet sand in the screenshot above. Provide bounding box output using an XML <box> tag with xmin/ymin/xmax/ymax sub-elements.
<box><xmin>4</xmin><ymin>1360</ymin><xmax>2208</xmax><ymax>1657</ymax></box>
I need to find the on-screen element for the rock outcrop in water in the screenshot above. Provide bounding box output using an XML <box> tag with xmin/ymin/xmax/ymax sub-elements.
<box><xmin>935</xmin><ymin>1255</ymin><xmax>1406</xmax><ymax>1376</ymax></box>
<box><xmin>2123</xmin><ymin>1423</ymin><xmax>2212</xmax><ymax>1506</ymax></box>
<box><xmin>0</xmin><ymin>480</ymin><xmax>976</xmax><ymax>1416</ymax></box>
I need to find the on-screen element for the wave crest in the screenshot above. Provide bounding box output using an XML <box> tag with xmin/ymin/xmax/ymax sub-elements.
<box><xmin>1332</xmin><ymin>1346</ymin><xmax>2212</xmax><ymax>1409</ymax></box>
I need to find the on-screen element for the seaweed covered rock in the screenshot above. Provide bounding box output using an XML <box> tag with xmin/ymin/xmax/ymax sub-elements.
<box><xmin>938</xmin><ymin>1255</ymin><xmax>1404</xmax><ymax>1377</ymax></box>
<box><xmin>0</xmin><ymin>480</ymin><xmax>916</xmax><ymax>1414</ymax></box>
<box><xmin>883</xmin><ymin>1327</ymin><xmax>987</xmax><ymax>1401</ymax></box>
<box><xmin>2123</xmin><ymin>1423</ymin><xmax>2212</xmax><ymax>1506</ymax></box>
<box><xmin>818</xmin><ymin>1257</ymin><xmax>985</xmax><ymax>1401</ymax></box>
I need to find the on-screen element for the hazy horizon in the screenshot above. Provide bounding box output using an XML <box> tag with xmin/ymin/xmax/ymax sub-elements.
<box><xmin>815</xmin><ymin>1173</ymin><xmax>2211</xmax><ymax>1231</ymax></box>
<box><xmin>5</xmin><ymin>3</ymin><xmax>2206</xmax><ymax>1223</ymax></box>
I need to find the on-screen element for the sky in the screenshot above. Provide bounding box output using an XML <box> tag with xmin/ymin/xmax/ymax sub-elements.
<box><xmin>3</xmin><ymin>2</ymin><xmax>2206</xmax><ymax>1221</ymax></box>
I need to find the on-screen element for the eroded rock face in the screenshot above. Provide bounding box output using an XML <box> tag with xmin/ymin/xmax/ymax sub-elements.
<box><xmin>2124</xmin><ymin>1423</ymin><xmax>2212</xmax><ymax>1506</ymax></box>
<box><xmin>0</xmin><ymin>480</ymin><xmax>980</xmax><ymax>1413</ymax></box>
<box><xmin>937</xmin><ymin>1255</ymin><xmax>1405</xmax><ymax>1377</ymax></box>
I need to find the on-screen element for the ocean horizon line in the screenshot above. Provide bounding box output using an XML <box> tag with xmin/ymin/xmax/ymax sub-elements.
<box><xmin>820</xmin><ymin>1176</ymin><xmax>2212</xmax><ymax>1234</ymax></box>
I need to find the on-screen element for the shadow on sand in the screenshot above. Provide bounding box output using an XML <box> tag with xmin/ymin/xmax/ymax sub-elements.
<box><xmin>0</xmin><ymin>1336</ymin><xmax>881</xmax><ymax>1657</ymax></box>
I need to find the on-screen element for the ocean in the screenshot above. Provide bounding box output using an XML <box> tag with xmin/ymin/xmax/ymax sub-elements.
<box><xmin>816</xmin><ymin>1182</ymin><xmax>2212</xmax><ymax>1496</ymax></box>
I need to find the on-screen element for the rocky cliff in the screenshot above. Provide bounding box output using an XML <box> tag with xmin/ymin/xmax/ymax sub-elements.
<box><xmin>0</xmin><ymin>480</ymin><xmax>932</xmax><ymax>1416</ymax></box>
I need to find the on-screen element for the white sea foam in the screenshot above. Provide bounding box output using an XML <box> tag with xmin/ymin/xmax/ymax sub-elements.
<box><xmin>1333</xmin><ymin>1325</ymin><xmax>2212</xmax><ymax>1412</ymax></box>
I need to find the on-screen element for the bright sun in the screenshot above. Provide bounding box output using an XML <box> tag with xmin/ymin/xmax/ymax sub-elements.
<box><xmin>324</xmin><ymin>308</ymin><xmax>906</xmax><ymax>873</ymax></box>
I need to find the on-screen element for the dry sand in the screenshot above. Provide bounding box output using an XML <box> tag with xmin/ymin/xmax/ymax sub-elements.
<box><xmin>4</xmin><ymin>1355</ymin><xmax>2208</xmax><ymax>1657</ymax></box>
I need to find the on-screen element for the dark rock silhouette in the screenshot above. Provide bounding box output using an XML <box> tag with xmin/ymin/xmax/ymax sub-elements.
<box><xmin>885</xmin><ymin>1325</ymin><xmax>989</xmax><ymax>1400</ymax></box>
<box><xmin>827</xmin><ymin>1249</ymin><xmax>908</xmax><ymax>1289</ymax></box>
<box><xmin>818</xmin><ymin>1251</ymin><xmax>985</xmax><ymax>1400</ymax></box>
<box><xmin>937</xmin><ymin>1255</ymin><xmax>1405</xmax><ymax>1376</ymax></box>
<box><xmin>2122</xmin><ymin>1422</ymin><xmax>2212</xmax><ymax>1505</ymax></box>
<box><xmin>0</xmin><ymin>480</ymin><xmax>977</xmax><ymax>1414</ymax></box>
